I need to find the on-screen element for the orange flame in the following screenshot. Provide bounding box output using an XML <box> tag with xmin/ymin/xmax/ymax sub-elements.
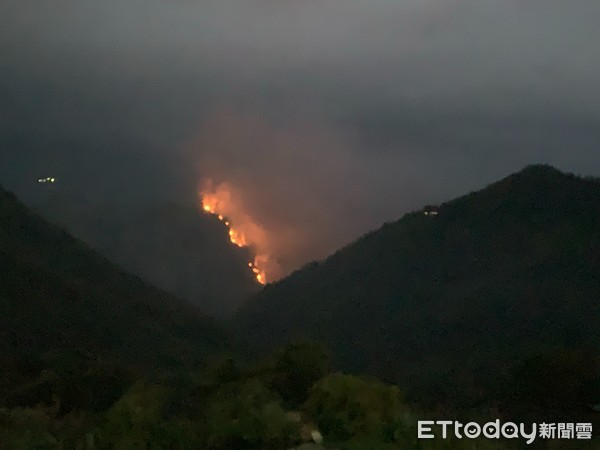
<box><xmin>200</xmin><ymin>181</ymin><xmax>269</xmax><ymax>285</ymax></box>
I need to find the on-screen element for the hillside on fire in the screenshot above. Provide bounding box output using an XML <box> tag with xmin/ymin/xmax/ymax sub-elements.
<box><xmin>35</xmin><ymin>195</ymin><xmax>261</xmax><ymax>317</ymax></box>
<box><xmin>236</xmin><ymin>165</ymin><xmax>600</xmax><ymax>413</ymax></box>
<box><xmin>1</xmin><ymin>167</ymin><xmax>600</xmax><ymax>448</ymax></box>
<box><xmin>0</xmin><ymin>183</ymin><xmax>511</xmax><ymax>449</ymax></box>
<box><xmin>0</xmin><ymin>184</ymin><xmax>231</xmax><ymax>373</ymax></box>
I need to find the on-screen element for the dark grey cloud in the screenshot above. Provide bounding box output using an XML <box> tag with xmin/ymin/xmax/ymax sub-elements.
<box><xmin>1</xmin><ymin>0</ymin><xmax>599</xmax><ymax>275</ymax></box>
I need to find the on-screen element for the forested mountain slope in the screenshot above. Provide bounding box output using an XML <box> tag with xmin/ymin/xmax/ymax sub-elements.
<box><xmin>0</xmin><ymin>184</ymin><xmax>229</xmax><ymax>402</ymax></box>
<box><xmin>237</xmin><ymin>165</ymin><xmax>600</xmax><ymax>408</ymax></box>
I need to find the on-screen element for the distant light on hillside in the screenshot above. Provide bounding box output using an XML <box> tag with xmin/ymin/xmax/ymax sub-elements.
<box><xmin>423</xmin><ymin>205</ymin><xmax>439</xmax><ymax>216</ymax></box>
<box><xmin>38</xmin><ymin>177</ymin><xmax>56</xmax><ymax>184</ymax></box>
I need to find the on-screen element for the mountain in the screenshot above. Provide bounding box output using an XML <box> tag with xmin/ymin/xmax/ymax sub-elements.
<box><xmin>236</xmin><ymin>165</ymin><xmax>600</xmax><ymax>409</ymax></box>
<box><xmin>0</xmin><ymin>184</ymin><xmax>430</xmax><ymax>449</ymax></box>
<box><xmin>0</xmin><ymin>183</ymin><xmax>229</xmax><ymax>400</ymax></box>
<box><xmin>35</xmin><ymin>195</ymin><xmax>260</xmax><ymax>317</ymax></box>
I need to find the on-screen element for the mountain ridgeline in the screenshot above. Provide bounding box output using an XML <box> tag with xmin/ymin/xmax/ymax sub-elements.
<box><xmin>1</xmin><ymin>166</ymin><xmax>599</xmax><ymax>448</ymax></box>
<box><xmin>0</xmin><ymin>184</ymin><xmax>229</xmax><ymax>383</ymax></box>
<box><xmin>35</xmin><ymin>196</ymin><xmax>260</xmax><ymax>317</ymax></box>
<box><xmin>236</xmin><ymin>165</ymin><xmax>600</xmax><ymax>409</ymax></box>
<box><xmin>0</xmin><ymin>183</ymin><xmax>468</xmax><ymax>448</ymax></box>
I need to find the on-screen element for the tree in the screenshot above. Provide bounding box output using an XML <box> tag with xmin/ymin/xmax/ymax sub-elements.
<box><xmin>303</xmin><ymin>373</ymin><xmax>407</xmax><ymax>442</ymax></box>
<box><xmin>204</xmin><ymin>379</ymin><xmax>298</xmax><ymax>449</ymax></box>
<box><xmin>270</xmin><ymin>341</ymin><xmax>330</xmax><ymax>406</ymax></box>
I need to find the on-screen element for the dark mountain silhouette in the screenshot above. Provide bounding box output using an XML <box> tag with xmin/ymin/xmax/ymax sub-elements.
<box><xmin>35</xmin><ymin>195</ymin><xmax>260</xmax><ymax>316</ymax></box>
<box><xmin>236</xmin><ymin>165</ymin><xmax>600</xmax><ymax>408</ymax></box>
<box><xmin>0</xmin><ymin>184</ymin><xmax>229</xmax><ymax>391</ymax></box>
<box><xmin>1</xmin><ymin>167</ymin><xmax>598</xmax><ymax>447</ymax></box>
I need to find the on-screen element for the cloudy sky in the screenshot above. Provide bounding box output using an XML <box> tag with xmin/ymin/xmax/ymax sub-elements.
<box><xmin>1</xmin><ymin>0</ymin><xmax>599</xmax><ymax>273</ymax></box>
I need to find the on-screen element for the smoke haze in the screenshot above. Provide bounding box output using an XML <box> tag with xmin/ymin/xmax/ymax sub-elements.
<box><xmin>2</xmin><ymin>0</ymin><xmax>599</xmax><ymax>279</ymax></box>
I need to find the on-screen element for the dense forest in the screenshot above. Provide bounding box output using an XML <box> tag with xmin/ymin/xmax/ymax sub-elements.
<box><xmin>1</xmin><ymin>166</ymin><xmax>599</xmax><ymax>448</ymax></box>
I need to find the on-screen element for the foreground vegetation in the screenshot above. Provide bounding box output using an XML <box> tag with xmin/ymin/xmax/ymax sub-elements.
<box><xmin>1</xmin><ymin>169</ymin><xmax>599</xmax><ymax>448</ymax></box>
<box><xmin>0</xmin><ymin>342</ymin><xmax>521</xmax><ymax>449</ymax></box>
<box><xmin>2</xmin><ymin>342</ymin><xmax>599</xmax><ymax>449</ymax></box>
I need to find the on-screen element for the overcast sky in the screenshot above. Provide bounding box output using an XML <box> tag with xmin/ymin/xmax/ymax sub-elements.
<box><xmin>1</xmin><ymin>0</ymin><xmax>599</xmax><ymax>272</ymax></box>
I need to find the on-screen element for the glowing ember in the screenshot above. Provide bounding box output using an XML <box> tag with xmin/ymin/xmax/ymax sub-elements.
<box><xmin>200</xmin><ymin>182</ymin><xmax>268</xmax><ymax>285</ymax></box>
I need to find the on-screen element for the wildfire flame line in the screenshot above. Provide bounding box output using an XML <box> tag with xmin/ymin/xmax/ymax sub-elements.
<box><xmin>201</xmin><ymin>200</ymin><xmax>267</xmax><ymax>285</ymax></box>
